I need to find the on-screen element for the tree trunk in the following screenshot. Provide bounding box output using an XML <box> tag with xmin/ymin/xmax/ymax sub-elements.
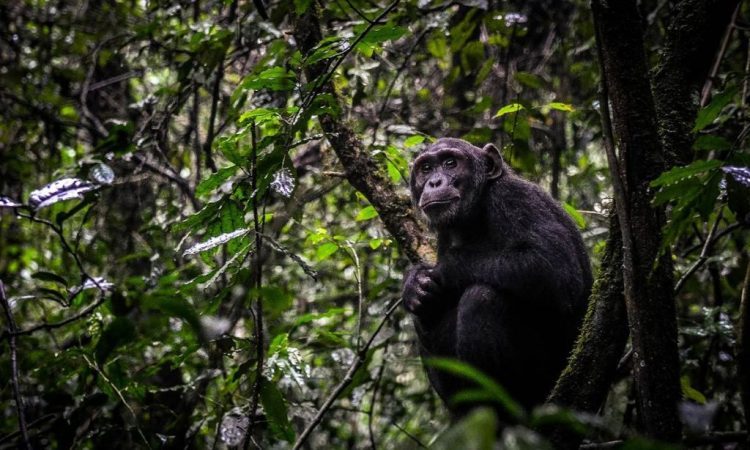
<box><xmin>592</xmin><ymin>0</ymin><xmax>681</xmax><ymax>441</ymax></box>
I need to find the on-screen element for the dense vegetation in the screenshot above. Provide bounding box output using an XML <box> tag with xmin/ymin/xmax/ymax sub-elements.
<box><xmin>1</xmin><ymin>0</ymin><xmax>749</xmax><ymax>448</ymax></box>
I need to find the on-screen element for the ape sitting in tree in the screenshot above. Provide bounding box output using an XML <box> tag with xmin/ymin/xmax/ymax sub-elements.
<box><xmin>403</xmin><ymin>138</ymin><xmax>592</xmax><ymax>416</ymax></box>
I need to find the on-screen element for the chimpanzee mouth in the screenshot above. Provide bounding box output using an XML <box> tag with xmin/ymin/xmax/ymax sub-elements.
<box><xmin>421</xmin><ymin>198</ymin><xmax>457</xmax><ymax>210</ymax></box>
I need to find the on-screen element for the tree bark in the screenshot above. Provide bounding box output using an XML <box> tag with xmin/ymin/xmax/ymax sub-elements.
<box><xmin>548</xmin><ymin>214</ymin><xmax>628</xmax><ymax>449</ymax></box>
<box><xmin>652</xmin><ymin>0</ymin><xmax>740</xmax><ymax>166</ymax></box>
<box><xmin>293</xmin><ymin>6</ymin><xmax>432</xmax><ymax>265</ymax></box>
<box><xmin>592</xmin><ymin>0</ymin><xmax>681</xmax><ymax>441</ymax></box>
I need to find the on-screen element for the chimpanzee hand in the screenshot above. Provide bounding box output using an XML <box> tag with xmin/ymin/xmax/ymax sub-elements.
<box><xmin>402</xmin><ymin>264</ymin><xmax>443</xmax><ymax>315</ymax></box>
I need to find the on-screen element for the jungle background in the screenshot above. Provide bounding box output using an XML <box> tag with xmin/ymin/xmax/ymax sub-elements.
<box><xmin>1</xmin><ymin>0</ymin><xmax>750</xmax><ymax>448</ymax></box>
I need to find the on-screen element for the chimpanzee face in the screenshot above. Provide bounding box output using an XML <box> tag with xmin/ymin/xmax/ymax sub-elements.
<box><xmin>410</xmin><ymin>139</ymin><xmax>503</xmax><ymax>229</ymax></box>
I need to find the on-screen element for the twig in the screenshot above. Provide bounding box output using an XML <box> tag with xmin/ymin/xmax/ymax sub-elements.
<box><xmin>292</xmin><ymin>299</ymin><xmax>402</xmax><ymax>450</ymax></box>
<box><xmin>700</xmin><ymin>3</ymin><xmax>740</xmax><ymax>107</ymax></box>
<box><xmin>674</xmin><ymin>207</ymin><xmax>724</xmax><ymax>294</ymax></box>
<box><xmin>0</xmin><ymin>280</ymin><xmax>31</xmax><ymax>449</ymax></box>
<box><xmin>390</xmin><ymin>419</ymin><xmax>427</xmax><ymax>448</ymax></box>
<box><xmin>18</xmin><ymin>213</ymin><xmax>89</xmax><ymax>280</ymax></box>
<box><xmin>367</xmin><ymin>342</ymin><xmax>389</xmax><ymax>449</ymax></box>
<box><xmin>82</xmin><ymin>354</ymin><xmax>151</xmax><ymax>448</ymax></box>
<box><xmin>680</xmin><ymin>223</ymin><xmax>741</xmax><ymax>257</ymax></box>
<box><xmin>131</xmin><ymin>153</ymin><xmax>200</xmax><ymax>210</ymax></box>
<box><xmin>7</xmin><ymin>295</ymin><xmax>106</xmax><ymax>338</ymax></box>
<box><xmin>244</xmin><ymin>122</ymin><xmax>265</xmax><ymax>450</ymax></box>
<box><xmin>203</xmin><ymin>64</ymin><xmax>223</xmax><ymax>173</ymax></box>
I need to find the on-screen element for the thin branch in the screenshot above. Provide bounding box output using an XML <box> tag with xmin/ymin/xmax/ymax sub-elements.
<box><xmin>0</xmin><ymin>280</ymin><xmax>31</xmax><ymax>449</ymax></box>
<box><xmin>292</xmin><ymin>299</ymin><xmax>402</xmax><ymax>450</ymax></box>
<box><xmin>674</xmin><ymin>207</ymin><xmax>725</xmax><ymax>294</ymax></box>
<box><xmin>7</xmin><ymin>295</ymin><xmax>107</xmax><ymax>338</ymax></box>
<box><xmin>681</xmin><ymin>222</ymin><xmax>742</xmax><ymax>257</ymax></box>
<box><xmin>203</xmin><ymin>64</ymin><xmax>223</xmax><ymax>173</ymax></box>
<box><xmin>700</xmin><ymin>3</ymin><xmax>740</xmax><ymax>107</ymax></box>
<box><xmin>82</xmin><ymin>354</ymin><xmax>151</xmax><ymax>448</ymax></box>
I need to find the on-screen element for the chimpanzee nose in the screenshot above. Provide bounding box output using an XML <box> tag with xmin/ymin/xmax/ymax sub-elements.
<box><xmin>428</xmin><ymin>177</ymin><xmax>442</xmax><ymax>188</ymax></box>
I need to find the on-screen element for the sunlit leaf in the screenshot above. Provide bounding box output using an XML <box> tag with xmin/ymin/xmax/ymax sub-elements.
<box><xmin>316</xmin><ymin>242</ymin><xmax>338</xmax><ymax>260</ymax></box>
<box><xmin>0</xmin><ymin>196</ymin><xmax>22</xmax><ymax>208</ymax></box>
<box><xmin>562</xmin><ymin>202</ymin><xmax>586</xmax><ymax>229</ymax></box>
<box><xmin>404</xmin><ymin>135</ymin><xmax>426</xmax><ymax>148</ymax></box>
<box><xmin>494</xmin><ymin>103</ymin><xmax>525</xmax><ymax>117</ymax></box>
<box><xmin>183</xmin><ymin>228</ymin><xmax>249</xmax><ymax>256</ymax></box>
<box><xmin>355</xmin><ymin>205</ymin><xmax>378</xmax><ymax>221</ymax></box>
<box><xmin>29</xmin><ymin>178</ymin><xmax>97</xmax><ymax>210</ymax></box>
<box><xmin>548</xmin><ymin>102</ymin><xmax>575</xmax><ymax>112</ymax></box>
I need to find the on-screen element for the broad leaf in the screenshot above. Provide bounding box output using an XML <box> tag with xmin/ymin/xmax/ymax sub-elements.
<box><xmin>29</xmin><ymin>178</ymin><xmax>97</xmax><ymax>210</ymax></box>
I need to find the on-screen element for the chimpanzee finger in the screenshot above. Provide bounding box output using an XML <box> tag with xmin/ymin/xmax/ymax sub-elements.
<box><xmin>417</xmin><ymin>273</ymin><xmax>440</xmax><ymax>296</ymax></box>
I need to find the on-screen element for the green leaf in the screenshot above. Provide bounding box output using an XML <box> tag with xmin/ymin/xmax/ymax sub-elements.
<box><xmin>294</xmin><ymin>0</ymin><xmax>311</xmax><ymax>14</ymax></box>
<box><xmin>515</xmin><ymin>72</ymin><xmax>544</xmax><ymax>89</ymax></box>
<box><xmin>238</xmin><ymin>108</ymin><xmax>282</xmax><ymax>126</ymax></box>
<box><xmin>693</xmin><ymin>135</ymin><xmax>731</xmax><ymax>152</ymax></box>
<box><xmin>357</xmin><ymin>24</ymin><xmax>407</xmax><ymax>45</ymax></box>
<box><xmin>31</xmin><ymin>271</ymin><xmax>68</xmax><ymax>286</ymax></box>
<box><xmin>693</xmin><ymin>86</ymin><xmax>738</xmax><ymax>132</ymax></box>
<box><xmin>426</xmin><ymin>34</ymin><xmax>448</xmax><ymax>59</ymax></box>
<box><xmin>548</xmin><ymin>102</ymin><xmax>575</xmax><ymax>112</ymax></box>
<box><xmin>260</xmin><ymin>378</ymin><xmax>295</xmax><ymax>442</ymax></box>
<box><xmin>241</xmin><ymin>67</ymin><xmax>296</xmax><ymax>92</ymax></box>
<box><xmin>431</xmin><ymin>408</ymin><xmax>498</xmax><ymax>450</ymax></box>
<box><xmin>355</xmin><ymin>206</ymin><xmax>378</xmax><ymax>221</ymax></box>
<box><xmin>494</xmin><ymin>103</ymin><xmax>525</xmax><ymax>118</ymax></box>
<box><xmin>195</xmin><ymin>165</ymin><xmax>238</xmax><ymax>196</ymax></box>
<box><xmin>316</xmin><ymin>242</ymin><xmax>338</xmax><ymax>260</ymax></box>
<box><xmin>404</xmin><ymin>135</ymin><xmax>425</xmax><ymax>148</ymax></box>
<box><xmin>426</xmin><ymin>358</ymin><xmax>525</xmax><ymax>420</ymax></box>
<box><xmin>95</xmin><ymin>317</ymin><xmax>136</xmax><ymax>365</ymax></box>
<box><xmin>562</xmin><ymin>202</ymin><xmax>586</xmax><ymax>229</ymax></box>
<box><xmin>680</xmin><ymin>375</ymin><xmax>706</xmax><ymax>404</ymax></box>
<box><xmin>650</xmin><ymin>160</ymin><xmax>722</xmax><ymax>188</ymax></box>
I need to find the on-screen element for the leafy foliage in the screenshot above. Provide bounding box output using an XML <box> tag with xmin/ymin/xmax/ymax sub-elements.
<box><xmin>0</xmin><ymin>0</ymin><xmax>748</xmax><ymax>448</ymax></box>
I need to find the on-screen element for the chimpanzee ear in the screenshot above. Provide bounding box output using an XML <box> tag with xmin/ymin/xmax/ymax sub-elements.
<box><xmin>482</xmin><ymin>143</ymin><xmax>504</xmax><ymax>179</ymax></box>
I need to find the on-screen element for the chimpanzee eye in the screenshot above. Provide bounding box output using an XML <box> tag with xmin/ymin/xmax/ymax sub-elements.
<box><xmin>420</xmin><ymin>163</ymin><xmax>432</xmax><ymax>173</ymax></box>
<box><xmin>444</xmin><ymin>158</ymin><xmax>457</xmax><ymax>168</ymax></box>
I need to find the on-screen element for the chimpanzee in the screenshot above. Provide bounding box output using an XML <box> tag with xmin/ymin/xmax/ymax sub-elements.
<box><xmin>403</xmin><ymin>138</ymin><xmax>592</xmax><ymax>417</ymax></box>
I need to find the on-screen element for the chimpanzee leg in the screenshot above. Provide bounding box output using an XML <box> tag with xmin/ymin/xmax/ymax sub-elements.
<box><xmin>413</xmin><ymin>308</ymin><xmax>459</xmax><ymax>407</ymax></box>
<box><xmin>455</xmin><ymin>284</ymin><xmax>530</xmax><ymax>415</ymax></box>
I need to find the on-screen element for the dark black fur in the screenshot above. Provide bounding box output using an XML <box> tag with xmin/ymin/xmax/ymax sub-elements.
<box><xmin>403</xmin><ymin>138</ymin><xmax>592</xmax><ymax>417</ymax></box>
